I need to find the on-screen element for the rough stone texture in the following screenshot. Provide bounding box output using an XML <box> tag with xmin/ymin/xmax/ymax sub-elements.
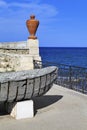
<box><xmin>46</xmin><ymin>74</ymin><xmax>51</xmax><ymax>86</ymax></box>
<box><xmin>0</xmin><ymin>66</ymin><xmax>57</xmax><ymax>83</ymax></box>
<box><xmin>27</xmin><ymin>39</ymin><xmax>42</xmax><ymax>67</ymax></box>
<box><xmin>16</xmin><ymin>55</ymin><xmax>34</xmax><ymax>71</ymax></box>
<box><xmin>0</xmin><ymin>82</ymin><xmax>8</xmax><ymax>101</ymax></box>
<box><xmin>0</xmin><ymin>48</ymin><xmax>29</xmax><ymax>54</ymax></box>
<box><xmin>16</xmin><ymin>80</ymin><xmax>27</xmax><ymax>101</ymax></box>
<box><xmin>0</xmin><ymin>41</ymin><xmax>27</xmax><ymax>48</ymax></box>
<box><xmin>0</xmin><ymin>40</ymin><xmax>41</xmax><ymax>72</ymax></box>
<box><xmin>8</xmin><ymin>81</ymin><xmax>18</xmax><ymax>101</ymax></box>
<box><xmin>34</xmin><ymin>77</ymin><xmax>40</xmax><ymax>96</ymax></box>
<box><xmin>0</xmin><ymin>53</ymin><xmax>34</xmax><ymax>72</ymax></box>
<box><xmin>0</xmin><ymin>66</ymin><xmax>58</xmax><ymax>102</ymax></box>
<box><xmin>41</xmin><ymin>75</ymin><xmax>46</xmax><ymax>88</ymax></box>
<box><xmin>25</xmin><ymin>79</ymin><xmax>34</xmax><ymax>99</ymax></box>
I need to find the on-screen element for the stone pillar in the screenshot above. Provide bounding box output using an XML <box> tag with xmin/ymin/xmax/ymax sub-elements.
<box><xmin>27</xmin><ymin>39</ymin><xmax>41</xmax><ymax>61</ymax></box>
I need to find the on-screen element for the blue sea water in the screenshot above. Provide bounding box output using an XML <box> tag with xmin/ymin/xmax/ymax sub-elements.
<box><xmin>39</xmin><ymin>47</ymin><xmax>87</xmax><ymax>68</ymax></box>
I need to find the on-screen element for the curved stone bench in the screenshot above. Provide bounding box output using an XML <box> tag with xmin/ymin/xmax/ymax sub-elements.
<box><xmin>0</xmin><ymin>66</ymin><xmax>58</xmax><ymax>103</ymax></box>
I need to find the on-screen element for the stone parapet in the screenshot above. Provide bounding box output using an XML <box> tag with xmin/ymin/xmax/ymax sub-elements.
<box><xmin>0</xmin><ymin>53</ymin><xmax>33</xmax><ymax>72</ymax></box>
<box><xmin>0</xmin><ymin>40</ymin><xmax>41</xmax><ymax>72</ymax></box>
<box><xmin>0</xmin><ymin>41</ymin><xmax>27</xmax><ymax>48</ymax></box>
<box><xmin>0</xmin><ymin>48</ymin><xmax>29</xmax><ymax>54</ymax></box>
<box><xmin>27</xmin><ymin>39</ymin><xmax>39</xmax><ymax>55</ymax></box>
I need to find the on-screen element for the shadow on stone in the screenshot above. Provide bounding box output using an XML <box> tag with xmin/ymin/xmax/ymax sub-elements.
<box><xmin>33</xmin><ymin>95</ymin><xmax>63</xmax><ymax>115</ymax></box>
<box><xmin>0</xmin><ymin>103</ymin><xmax>8</xmax><ymax>116</ymax></box>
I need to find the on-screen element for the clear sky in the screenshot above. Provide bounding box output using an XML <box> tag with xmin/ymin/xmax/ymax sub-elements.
<box><xmin>0</xmin><ymin>0</ymin><xmax>87</xmax><ymax>47</ymax></box>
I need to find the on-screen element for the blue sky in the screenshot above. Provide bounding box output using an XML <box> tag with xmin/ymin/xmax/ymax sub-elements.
<box><xmin>0</xmin><ymin>0</ymin><xmax>87</xmax><ymax>47</ymax></box>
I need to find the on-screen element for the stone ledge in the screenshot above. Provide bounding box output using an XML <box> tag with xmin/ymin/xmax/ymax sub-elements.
<box><xmin>0</xmin><ymin>66</ymin><xmax>57</xmax><ymax>83</ymax></box>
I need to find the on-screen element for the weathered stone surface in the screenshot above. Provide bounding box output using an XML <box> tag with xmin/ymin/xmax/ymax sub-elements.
<box><xmin>0</xmin><ymin>41</ymin><xmax>27</xmax><ymax>48</ymax></box>
<box><xmin>25</xmin><ymin>79</ymin><xmax>34</xmax><ymax>99</ymax></box>
<box><xmin>0</xmin><ymin>48</ymin><xmax>29</xmax><ymax>54</ymax></box>
<box><xmin>0</xmin><ymin>53</ymin><xmax>34</xmax><ymax>72</ymax></box>
<box><xmin>16</xmin><ymin>80</ymin><xmax>26</xmax><ymax>101</ymax></box>
<box><xmin>0</xmin><ymin>68</ymin><xmax>7</xmax><ymax>72</ymax></box>
<box><xmin>0</xmin><ymin>66</ymin><xmax>58</xmax><ymax>102</ymax></box>
<box><xmin>40</xmin><ymin>75</ymin><xmax>46</xmax><ymax>88</ymax></box>
<box><xmin>39</xmin><ymin>88</ymin><xmax>44</xmax><ymax>95</ymax></box>
<box><xmin>0</xmin><ymin>66</ymin><xmax>57</xmax><ymax>83</ymax></box>
<box><xmin>46</xmin><ymin>74</ymin><xmax>51</xmax><ymax>86</ymax></box>
<box><xmin>0</xmin><ymin>40</ymin><xmax>41</xmax><ymax>72</ymax></box>
<box><xmin>34</xmin><ymin>77</ymin><xmax>40</xmax><ymax>96</ymax></box>
<box><xmin>27</xmin><ymin>39</ymin><xmax>39</xmax><ymax>55</ymax></box>
<box><xmin>0</xmin><ymin>82</ymin><xmax>8</xmax><ymax>101</ymax></box>
<box><xmin>51</xmin><ymin>72</ymin><xmax>55</xmax><ymax>82</ymax></box>
<box><xmin>17</xmin><ymin>55</ymin><xmax>34</xmax><ymax>71</ymax></box>
<box><xmin>8</xmin><ymin>81</ymin><xmax>17</xmax><ymax>101</ymax></box>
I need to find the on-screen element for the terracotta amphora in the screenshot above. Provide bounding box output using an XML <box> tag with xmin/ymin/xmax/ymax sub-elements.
<box><xmin>26</xmin><ymin>15</ymin><xmax>39</xmax><ymax>39</ymax></box>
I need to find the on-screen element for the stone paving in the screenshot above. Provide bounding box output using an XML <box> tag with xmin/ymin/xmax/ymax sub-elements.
<box><xmin>0</xmin><ymin>84</ymin><xmax>87</xmax><ymax>130</ymax></box>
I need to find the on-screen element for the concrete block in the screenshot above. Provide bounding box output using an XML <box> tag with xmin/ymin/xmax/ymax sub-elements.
<box><xmin>9</xmin><ymin>100</ymin><xmax>34</xmax><ymax>119</ymax></box>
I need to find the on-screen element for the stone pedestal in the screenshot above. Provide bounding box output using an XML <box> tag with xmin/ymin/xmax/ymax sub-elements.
<box><xmin>6</xmin><ymin>100</ymin><xmax>34</xmax><ymax>119</ymax></box>
<box><xmin>27</xmin><ymin>39</ymin><xmax>41</xmax><ymax>61</ymax></box>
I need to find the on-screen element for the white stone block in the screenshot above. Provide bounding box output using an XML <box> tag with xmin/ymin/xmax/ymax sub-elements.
<box><xmin>27</xmin><ymin>39</ymin><xmax>39</xmax><ymax>55</ymax></box>
<box><xmin>27</xmin><ymin>39</ymin><xmax>39</xmax><ymax>48</ymax></box>
<box><xmin>10</xmin><ymin>100</ymin><xmax>34</xmax><ymax>119</ymax></box>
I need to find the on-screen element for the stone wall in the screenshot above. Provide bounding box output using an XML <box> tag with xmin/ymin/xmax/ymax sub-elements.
<box><xmin>0</xmin><ymin>41</ymin><xmax>27</xmax><ymax>48</ymax></box>
<box><xmin>0</xmin><ymin>40</ymin><xmax>41</xmax><ymax>72</ymax></box>
<box><xmin>0</xmin><ymin>48</ymin><xmax>29</xmax><ymax>54</ymax></box>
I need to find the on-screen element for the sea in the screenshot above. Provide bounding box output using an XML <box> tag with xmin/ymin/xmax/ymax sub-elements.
<box><xmin>39</xmin><ymin>47</ymin><xmax>87</xmax><ymax>68</ymax></box>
